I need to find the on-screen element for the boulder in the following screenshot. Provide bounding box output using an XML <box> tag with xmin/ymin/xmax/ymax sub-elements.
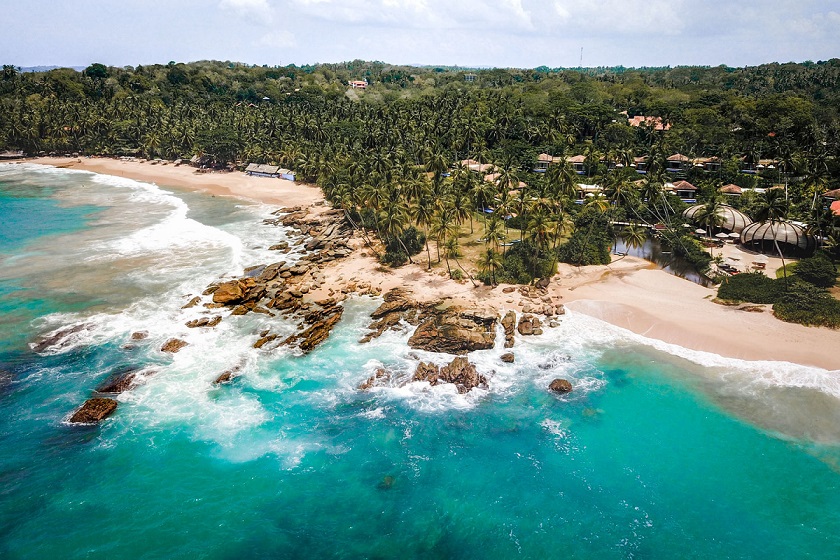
<box><xmin>500</xmin><ymin>353</ymin><xmax>515</xmax><ymax>363</ymax></box>
<box><xmin>517</xmin><ymin>314</ymin><xmax>542</xmax><ymax>336</ymax></box>
<box><xmin>549</xmin><ymin>378</ymin><xmax>573</xmax><ymax>394</ymax></box>
<box><xmin>254</xmin><ymin>333</ymin><xmax>278</xmax><ymax>349</ymax></box>
<box><xmin>413</xmin><ymin>357</ymin><xmax>487</xmax><ymax>394</ymax></box>
<box><xmin>212</xmin><ymin>281</ymin><xmax>245</xmax><ymax>304</ymax></box>
<box><xmin>182</xmin><ymin>296</ymin><xmax>201</xmax><ymax>309</ymax></box>
<box><xmin>213</xmin><ymin>370</ymin><xmax>238</xmax><ymax>385</ymax></box>
<box><xmin>96</xmin><ymin>366</ymin><xmax>153</xmax><ymax>393</ymax></box>
<box><xmin>185</xmin><ymin>316</ymin><xmax>222</xmax><ymax>328</ymax></box>
<box><xmin>408</xmin><ymin>308</ymin><xmax>496</xmax><ymax>354</ymax></box>
<box><xmin>283</xmin><ymin>306</ymin><xmax>345</xmax><ymax>354</ymax></box>
<box><xmin>501</xmin><ymin>310</ymin><xmax>516</xmax><ymax>348</ymax></box>
<box><xmin>130</xmin><ymin>331</ymin><xmax>149</xmax><ymax>340</ymax></box>
<box><xmin>161</xmin><ymin>338</ymin><xmax>188</xmax><ymax>353</ymax></box>
<box><xmin>69</xmin><ymin>398</ymin><xmax>118</xmax><ymax>424</ymax></box>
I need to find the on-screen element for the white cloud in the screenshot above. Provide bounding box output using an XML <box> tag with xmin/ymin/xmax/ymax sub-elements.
<box><xmin>220</xmin><ymin>0</ymin><xmax>273</xmax><ymax>19</ymax></box>
<box><xmin>258</xmin><ymin>31</ymin><xmax>297</xmax><ymax>48</ymax></box>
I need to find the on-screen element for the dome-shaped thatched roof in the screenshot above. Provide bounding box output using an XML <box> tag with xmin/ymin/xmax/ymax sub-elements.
<box><xmin>683</xmin><ymin>204</ymin><xmax>753</xmax><ymax>233</ymax></box>
<box><xmin>740</xmin><ymin>221</ymin><xmax>816</xmax><ymax>255</ymax></box>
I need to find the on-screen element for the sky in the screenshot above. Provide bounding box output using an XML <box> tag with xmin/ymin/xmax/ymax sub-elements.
<box><xmin>3</xmin><ymin>0</ymin><xmax>840</xmax><ymax>69</ymax></box>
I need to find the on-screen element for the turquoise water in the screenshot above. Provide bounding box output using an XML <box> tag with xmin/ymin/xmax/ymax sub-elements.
<box><xmin>1</xmin><ymin>164</ymin><xmax>840</xmax><ymax>559</ymax></box>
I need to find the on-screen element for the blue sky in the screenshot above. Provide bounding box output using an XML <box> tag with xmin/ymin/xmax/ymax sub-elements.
<box><xmin>4</xmin><ymin>0</ymin><xmax>840</xmax><ymax>68</ymax></box>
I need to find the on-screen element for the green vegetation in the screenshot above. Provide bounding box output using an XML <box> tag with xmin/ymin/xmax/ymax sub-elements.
<box><xmin>794</xmin><ymin>253</ymin><xmax>837</xmax><ymax>288</ymax></box>
<box><xmin>2</xmin><ymin>59</ymin><xmax>840</xmax><ymax>286</ymax></box>
<box><xmin>717</xmin><ymin>273</ymin><xmax>782</xmax><ymax>304</ymax></box>
<box><xmin>774</xmin><ymin>282</ymin><xmax>840</xmax><ymax>328</ymax></box>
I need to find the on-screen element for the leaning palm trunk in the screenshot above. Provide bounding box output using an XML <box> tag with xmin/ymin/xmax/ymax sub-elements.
<box><xmin>342</xmin><ymin>208</ymin><xmax>381</xmax><ymax>258</ymax></box>
<box><xmin>452</xmin><ymin>255</ymin><xmax>478</xmax><ymax>287</ymax></box>
<box><xmin>770</xmin><ymin>223</ymin><xmax>788</xmax><ymax>288</ymax></box>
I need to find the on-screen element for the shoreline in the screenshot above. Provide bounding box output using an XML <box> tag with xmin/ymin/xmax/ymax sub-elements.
<box><xmin>6</xmin><ymin>156</ymin><xmax>839</xmax><ymax>372</ymax></box>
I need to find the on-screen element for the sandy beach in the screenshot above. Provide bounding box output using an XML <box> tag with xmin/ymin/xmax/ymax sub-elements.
<box><xmin>9</xmin><ymin>157</ymin><xmax>840</xmax><ymax>371</ymax></box>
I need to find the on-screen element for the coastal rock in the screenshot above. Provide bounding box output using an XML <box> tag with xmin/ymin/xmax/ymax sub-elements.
<box><xmin>32</xmin><ymin>323</ymin><xmax>89</xmax><ymax>353</ymax></box>
<box><xmin>536</xmin><ymin>277</ymin><xmax>550</xmax><ymax>289</ymax></box>
<box><xmin>69</xmin><ymin>398</ymin><xmax>118</xmax><ymax>424</ymax></box>
<box><xmin>501</xmin><ymin>352</ymin><xmax>515</xmax><ymax>363</ymax></box>
<box><xmin>517</xmin><ymin>315</ymin><xmax>542</xmax><ymax>336</ymax></box>
<box><xmin>282</xmin><ymin>306</ymin><xmax>344</xmax><ymax>353</ymax></box>
<box><xmin>358</xmin><ymin>368</ymin><xmax>390</xmax><ymax>390</ymax></box>
<box><xmin>130</xmin><ymin>331</ymin><xmax>149</xmax><ymax>340</ymax></box>
<box><xmin>412</xmin><ymin>357</ymin><xmax>487</xmax><ymax>394</ymax></box>
<box><xmin>407</xmin><ymin>307</ymin><xmax>496</xmax><ymax>354</ymax></box>
<box><xmin>182</xmin><ymin>296</ymin><xmax>201</xmax><ymax>309</ymax></box>
<box><xmin>95</xmin><ymin>366</ymin><xmax>154</xmax><ymax>394</ymax></box>
<box><xmin>502</xmin><ymin>286</ymin><xmax>516</xmax><ymax>293</ymax></box>
<box><xmin>254</xmin><ymin>333</ymin><xmax>278</xmax><ymax>349</ymax></box>
<box><xmin>185</xmin><ymin>316</ymin><xmax>222</xmax><ymax>328</ymax></box>
<box><xmin>549</xmin><ymin>379</ymin><xmax>573</xmax><ymax>394</ymax></box>
<box><xmin>212</xmin><ymin>280</ymin><xmax>245</xmax><ymax>304</ymax></box>
<box><xmin>501</xmin><ymin>311</ymin><xmax>516</xmax><ymax>348</ymax></box>
<box><xmin>161</xmin><ymin>338</ymin><xmax>188</xmax><ymax>353</ymax></box>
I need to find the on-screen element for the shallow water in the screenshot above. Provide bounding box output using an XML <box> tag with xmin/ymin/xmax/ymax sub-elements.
<box><xmin>1</xmin><ymin>164</ymin><xmax>839</xmax><ymax>559</ymax></box>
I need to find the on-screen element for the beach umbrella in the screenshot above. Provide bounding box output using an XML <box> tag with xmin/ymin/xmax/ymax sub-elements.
<box><xmin>695</xmin><ymin>228</ymin><xmax>706</xmax><ymax>234</ymax></box>
<box><xmin>728</xmin><ymin>232</ymin><xmax>740</xmax><ymax>238</ymax></box>
<box><xmin>715</xmin><ymin>232</ymin><xmax>729</xmax><ymax>238</ymax></box>
<box><xmin>752</xmin><ymin>254</ymin><xmax>769</xmax><ymax>264</ymax></box>
<box><xmin>682</xmin><ymin>223</ymin><xmax>692</xmax><ymax>228</ymax></box>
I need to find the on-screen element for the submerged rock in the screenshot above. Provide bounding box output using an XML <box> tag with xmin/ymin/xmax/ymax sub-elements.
<box><xmin>358</xmin><ymin>368</ymin><xmax>390</xmax><ymax>390</ymax></box>
<box><xmin>185</xmin><ymin>316</ymin><xmax>222</xmax><ymax>328</ymax></box>
<box><xmin>31</xmin><ymin>324</ymin><xmax>89</xmax><ymax>353</ymax></box>
<box><xmin>130</xmin><ymin>331</ymin><xmax>149</xmax><ymax>340</ymax></box>
<box><xmin>549</xmin><ymin>379</ymin><xmax>573</xmax><ymax>394</ymax></box>
<box><xmin>96</xmin><ymin>366</ymin><xmax>153</xmax><ymax>394</ymax></box>
<box><xmin>69</xmin><ymin>398</ymin><xmax>118</xmax><ymax>424</ymax></box>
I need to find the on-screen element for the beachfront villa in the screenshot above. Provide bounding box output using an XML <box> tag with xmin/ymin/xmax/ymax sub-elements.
<box><xmin>663</xmin><ymin>180</ymin><xmax>697</xmax><ymax>202</ymax></box>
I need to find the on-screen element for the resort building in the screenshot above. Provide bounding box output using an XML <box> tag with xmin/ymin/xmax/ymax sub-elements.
<box><xmin>666</xmin><ymin>154</ymin><xmax>691</xmax><ymax>173</ymax></box>
<box><xmin>567</xmin><ymin>155</ymin><xmax>586</xmax><ymax>174</ymax></box>
<box><xmin>245</xmin><ymin>163</ymin><xmax>280</xmax><ymax>178</ymax></box>
<box><xmin>719</xmin><ymin>184</ymin><xmax>743</xmax><ymax>197</ymax></box>
<box><xmin>740</xmin><ymin>220</ymin><xmax>816</xmax><ymax>257</ymax></box>
<box><xmin>683</xmin><ymin>204</ymin><xmax>753</xmax><ymax>234</ymax></box>
<box><xmin>627</xmin><ymin>115</ymin><xmax>671</xmax><ymax>131</ymax></box>
<box><xmin>348</xmin><ymin>80</ymin><xmax>368</xmax><ymax>89</ymax></box>
<box><xmin>664</xmin><ymin>180</ymin><xmax>697</xmax><ymax>202</ymax></box>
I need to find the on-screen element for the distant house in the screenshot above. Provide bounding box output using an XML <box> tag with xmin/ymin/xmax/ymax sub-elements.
<box><xmin>666</xmin><ymin>154</ymin><xmax>691</xmax><ymax>172</ymax></box>
<box><xmin>740</xmin><ymin>157</ymin><xmax>778</xmax><ymax>174</ymax></box>
<box><xmin>567</xmin><ymin>155</ymin><xmax>586</xmax><ymax>174</ymax></box>
<box><xmin>245</xmin><ymin>163</ymin><xmax>280</xmax><ymax>178</ymax></box>
<box><xmin>576</xmin><ymin>183</ymin><xmax>602</xmax><ymax>201</ymax></box>
<box><xmin>533</xmin><ymin>153</ymin><xmax>564</xmax><ymax>172</ymax></box>
<box><xmin>459</xmin><ymin>159</ymin><xmax>496</xmax><ymax>174</ymax></box>
<box><xmin>693</xmin><ymin>156</ymin><xmax>721</xmax><ymax>172</ymax></box>
<box><xmin>627</xmin><ymin>115</ymin><xmax>671</xmax><ymax>131</ymax></box>
<box><xmin>349</xmin><ymin>80</ymin><xmax>368</xmax><ymax>89</ymax></box>
<box><xmin>719</xmin><ymin>184</ymin><xmax>743</xmax><ymax>196</ymax></box>
<box><xmin>464</xmin><ymin>73</ymin><xmax>477</xmax><ymax>83</ymax></box>
<box><xmin>632</xmin><ymin>156</ymin><xmax>648</xmax><ymax>174</ymax></box>
<box><xmin>665</xmin><ymin>180</ymin><xmax>697</xmax><ymax>202</ymax></box>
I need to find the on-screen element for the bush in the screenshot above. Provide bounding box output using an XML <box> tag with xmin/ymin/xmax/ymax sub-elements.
<box><xmin>380</xmin><ymin>226</ymin><xmax>425</xmax><ymax>267</ymax></box>
<box><xmin>717</xmin><ymin>272</ymin><xmax>782</xmax><ymax>304</ymax></box>
<box><xmin>556</xmin><ymin>208</ymin><xmax>612</xmax><ymax>266</ymax></box>
<box><xmin>795</xmin><ymin>254</ymin><xmax>837</xmax><ymax>288</ymax></box>
<box><xmin>662</xmin><ymin>232</ymin><xmax>712</xmax><ymax>273</ymax></box>
<box><xmin>494</xmin><ymin>240</ymin><xmax>557</xmax><ymax>284</ymax></box>
<box><xmin>773</xmin><ymin>281</ymin><xmax>840</xmax><ymax>328</ymax></box>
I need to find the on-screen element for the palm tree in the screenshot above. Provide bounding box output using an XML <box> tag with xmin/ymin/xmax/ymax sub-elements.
<box><xmin>754</xmin><ymin>188</ymin><xmax>791</xmax><ymax>286</ymax></box>
<box><xmin>477</xmin><ymin>247</ymin><xmax>503</xmax><ymax>286</ymax></box>
<box><xmin>622</xmin><ymin>225</ymin><xmax>647</xmax><ymax>255</ymax></box>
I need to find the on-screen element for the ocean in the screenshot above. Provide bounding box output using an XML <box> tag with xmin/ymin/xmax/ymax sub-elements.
<box><xmin>1</xmin><ymin>163</ymin><xmax>839</xmax><ymax>559</ymax></box>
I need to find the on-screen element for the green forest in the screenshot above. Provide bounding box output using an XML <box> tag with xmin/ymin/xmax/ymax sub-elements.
<box><xmin>1</xmin><ymin>59</ymin><xmax>838</xmax><ymax>325</ymax></box>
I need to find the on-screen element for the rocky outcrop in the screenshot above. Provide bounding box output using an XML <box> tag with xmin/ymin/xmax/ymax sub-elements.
<box><xmin>161</xmin><ymin>338</ymin><xmax>188</xmax><ymax>353</ymax></box>
<box><xmin>517</xmin><ymin>314</ymin><xmax>543</xmax><ymax>336</ymax></box>
<box><xmin>281</xmin><ymin>305</ymin><xmax>344</xmax><ymax>354</ymax></box>
<box><xmin>408</xmin><ymin>307</ymin><xmax>496</xmax><ymax>354</ymax></box>
<box><xmin>358</xmin><ymin>368</ymin><xmax>390</xmax><ymax>390</ymax></box>
<box><xmin>549</xmin><ymin>378</ymin><xmax>573</xmax><ymax>394</ymax></box>
<box><xmin>501</xmin><ymin>352</ymin><xmax>515</xmax><ymax>363</ymax></box>
<box><xmin>69</xmin><ymin>398</ymin><xmax>117</xmax><ymax>424</ymax></box>
<box><xmin>412</xmin><ymin>356</ymin><xmax>487</xmax><ymax>394</ymax></box>
<box><xmin>130</xmin><ymin>331</ymin><xmax>149</xmax><ymax>340</ymax></box>
<box><xmin>182</xmin><ymin>296</ymin><xmax>201</xmax><ymax>309</ymax></box>
<box><xmin>186</xmin><ymin>316</ymin><xmax>222</xmax><ymax>328</ymax></box>
<box><xmin>96</xmin><ymin>366</ymin><xmax>153</xmax><ymax>394</ymax></box>
<box><xmin>501</xmin><ymin>311</ymin><xmax>516</xmax><ymax>348</ymax></box>
<box><xmin>31</xmin><ymin>324</ymin><xmax>90</xmax><ymax>353</ymax></box>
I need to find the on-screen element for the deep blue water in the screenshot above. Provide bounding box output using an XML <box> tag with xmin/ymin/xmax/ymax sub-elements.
<box><xmin>1</xmin><ymin>164</ymin><xmax>839</xmax><ymax>559</ymax></box>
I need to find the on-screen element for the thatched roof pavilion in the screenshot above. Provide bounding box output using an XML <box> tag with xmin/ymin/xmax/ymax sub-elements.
<box><xmin>683</xmin><ymin>204</ymin><xmax>753</xmax><ymax>233</ymax></box>
<box><xmin>739</xmin><ymin>221</ymin><xmax>816</xmax><ymax>257</ymax></box>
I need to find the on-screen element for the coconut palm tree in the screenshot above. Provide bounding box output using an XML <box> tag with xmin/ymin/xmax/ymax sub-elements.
<box><xmin>754</xmin><ymin>188</ymin><xmax>791</xmax><ymax>286</ymax></box>
<box><xmin>478</xmin><ymin>247</ymin><xmax>503</xmax><ymax>286</ymax></box>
